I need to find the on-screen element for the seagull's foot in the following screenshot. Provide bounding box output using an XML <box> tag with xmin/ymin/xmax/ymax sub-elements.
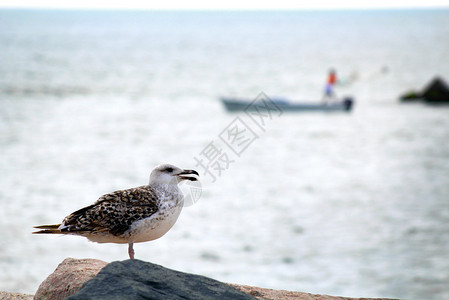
<box><xmin>128</xmin><ymin>242</ymin><xmax>135</xmax><ymax>259</ymax></box>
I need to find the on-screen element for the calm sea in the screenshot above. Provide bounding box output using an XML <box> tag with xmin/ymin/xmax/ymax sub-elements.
<box><xmin>1</xmin><ymin>9</ymin><xmax>449</xmax><ymax>299</ymax></box>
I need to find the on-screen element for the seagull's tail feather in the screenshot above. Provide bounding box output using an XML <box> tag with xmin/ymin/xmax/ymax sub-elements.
<box><xmin>33</xmin><ymin>224</ymin><xmax>62</xmax><ymax>234</ymax></box>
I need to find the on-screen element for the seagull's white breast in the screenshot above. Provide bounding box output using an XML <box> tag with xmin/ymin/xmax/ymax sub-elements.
<box><xmin>128</xmin><ymin>186</ymin><xmax>184</xmax><ymax>243</ymax></box>
<box><xmin>130</xmin><ymin>203</ymin><xmax>183</xmax><ymax>243</ymax></box>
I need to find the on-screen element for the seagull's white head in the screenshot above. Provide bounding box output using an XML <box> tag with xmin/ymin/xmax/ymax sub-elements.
<box><xmin>149</xmin><ymin>164</ymin><xmax>199</xmax><ymax>186</ymax></box>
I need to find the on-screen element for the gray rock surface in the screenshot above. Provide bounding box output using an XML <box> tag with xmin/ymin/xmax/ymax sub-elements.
<box><xmin>67</xmin><ymin>259</ymin><xmax>255</xmax><ymax>300</ymax></box>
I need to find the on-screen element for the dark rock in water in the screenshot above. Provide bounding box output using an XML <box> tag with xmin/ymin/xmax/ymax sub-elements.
<box><xmin>400</xmin><ymin>90</ymin><xmax>422</xmax><ymax>102</ymax></box>
<box><xmin>67</xmin><ymin>259</ymin><xmax>255</xmax><ymax>300</ymax></box>
<box><xmin>422</xmin><ymin>77</ymin><xmax>449</xmax><ymax>103</ymax></box>
<box><xmin>400</xmin><ymin>77</ymin><xmax>449</xmax><ymax>103</ymax></box>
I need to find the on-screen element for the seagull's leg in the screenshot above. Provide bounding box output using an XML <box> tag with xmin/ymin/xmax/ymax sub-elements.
<box><xmin>128</xmin><ymin>242</ymin><xmax>135</xmax><ymax>259</ymax></box>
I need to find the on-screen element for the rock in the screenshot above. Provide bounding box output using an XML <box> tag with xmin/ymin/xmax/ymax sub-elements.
<box><xmin>67</xmin><ymin>259</ymin><xmax>255</xmax><ymax>300</ymax></box>
<box><xmin>34</xmin><ymin>258</ymin><xmax>108</xmax><ymax>300</ymax></box>
<box><xmin>421</xmin><ymin>77</ymin><xmax>449</xmax><ymax>103</ymax></box>
<box><xmin>32</xmin><ymin>258</ymin><xmax>399</xmax><ymax>300</ymax></box>
<box><xmin>229</xmin><ymin>284</ymin><xmax>399</xmax><ymax>300</ymax></box>
<box><xmin>400</xmin><ymin>77</ymin><xmax>449</xmax><ymax>103</ymax></box>
<box><xmin>0</xmin><ymin>291</ymin><xmax>33</xmax><ymax>300</ymax></box>
<box><xmin>399</xmin><ymin>90</ymin><xmax>422</xmax><ymax>102</ymax></box>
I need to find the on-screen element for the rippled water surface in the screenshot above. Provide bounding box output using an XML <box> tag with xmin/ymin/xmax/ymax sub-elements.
<box><xmin>1</xmin><ymin>9</ymin><xmax>449</xmax><ymax>299</ymax></box>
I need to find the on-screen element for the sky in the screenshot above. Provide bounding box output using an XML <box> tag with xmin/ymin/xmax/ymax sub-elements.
<box><xmin>0</xmin><ymin>0</ymin><xmax>448</xmax><ymax>10</ymax></box>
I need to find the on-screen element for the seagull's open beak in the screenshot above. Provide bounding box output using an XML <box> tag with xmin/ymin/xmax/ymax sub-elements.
<box><xmin>177</xmin><ymin>169</ymin><xmax>199</xmax><ymax>181</ymax></box>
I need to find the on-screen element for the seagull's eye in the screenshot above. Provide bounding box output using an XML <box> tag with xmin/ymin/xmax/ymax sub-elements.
<box><xmin>165</xmin><ymin>167</ymin><xmax>174</xmax><ymax>173</ymax></box>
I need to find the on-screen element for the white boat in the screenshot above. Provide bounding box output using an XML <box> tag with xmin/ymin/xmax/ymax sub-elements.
<box><xmin>221</xmin><ymin>97</ymin><xmax>354</xmax><ymax>113</ymax></box>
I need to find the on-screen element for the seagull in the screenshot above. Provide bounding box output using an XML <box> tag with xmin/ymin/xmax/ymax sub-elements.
<box><xmin>33</xmin><ymin>164</ymin><xmax>199</xmax><ymax>259</ymax></box>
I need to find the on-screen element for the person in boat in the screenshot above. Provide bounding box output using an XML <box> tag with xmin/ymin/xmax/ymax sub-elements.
<box><xmin>323</xmin><ymin>69</ymin><xmax>337</xmax><ymax>103</ymax></box>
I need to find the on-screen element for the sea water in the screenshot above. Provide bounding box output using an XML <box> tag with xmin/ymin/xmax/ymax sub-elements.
<box><xmin>0</xmin><ymin>9</ymin><xmax>449</xmax><ymax>299</ymax></box>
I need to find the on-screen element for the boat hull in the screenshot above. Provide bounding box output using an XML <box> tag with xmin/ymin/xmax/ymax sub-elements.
<box><xmin>221</xmin><ymin>97</ymin><xmax>354</xmax><ymax>112</ymax></box>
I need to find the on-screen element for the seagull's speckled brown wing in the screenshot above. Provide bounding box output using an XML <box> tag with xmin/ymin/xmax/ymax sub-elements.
<box><xmin>60</xmin><ymin>185</ymin><xmax>160</xmax><ymax>236</ymax></box>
